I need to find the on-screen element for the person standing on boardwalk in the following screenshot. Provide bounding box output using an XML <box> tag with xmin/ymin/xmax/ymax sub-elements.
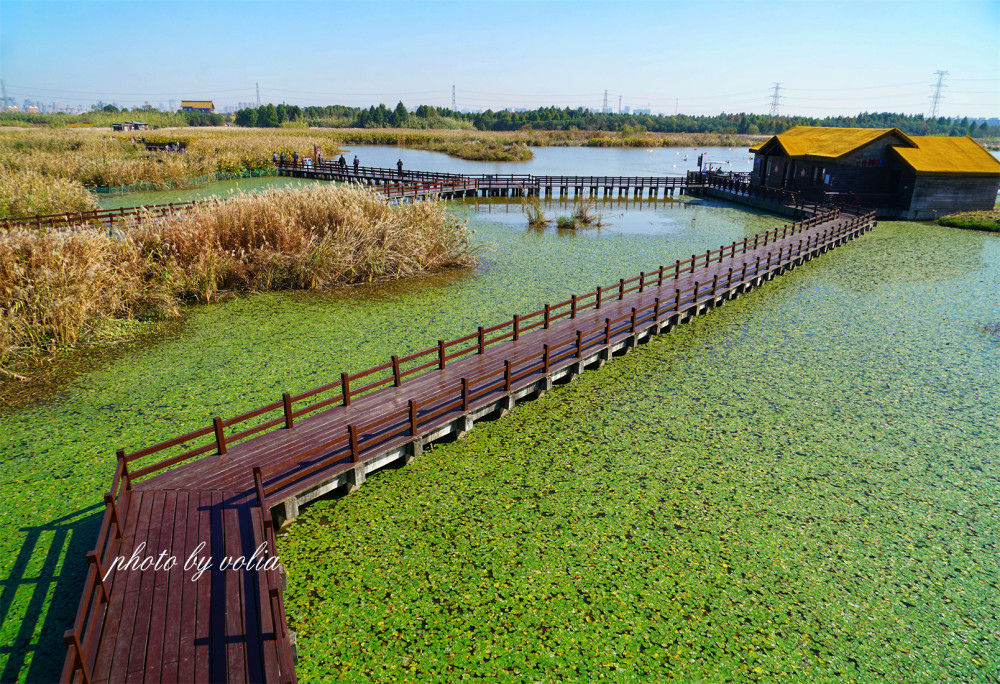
<box><xmin>292</xmin><ymin>152</ymin><xmax>299</xmax><ymax>167</ymax></box>
<box><xmin>273</xmin><ymin>152</ymin><xmax>278</xmax><ymax>164</ymax></box>
<box><xmin>339</xmin><ymin>154</ymin><xmax>347</xmax><ymax>172</ymax></box>
<box><xmin>353</xmin><ymin>155</ymin><xmax>360</xmax><ymax>174</ymax></box>
<box><xmin>397</xmin><ymin>158</ymin><xmax>403</xmax><ymax>178</ymax></box>
<box><xmin>279</xmin><ymin>152</ymin><xmax>285</xmax><ymax>165</ymax></box>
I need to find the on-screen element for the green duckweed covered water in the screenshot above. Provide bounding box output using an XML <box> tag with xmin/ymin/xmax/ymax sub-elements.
<box><xmin>95</xmin><ymin>175</ymin><xmax>330</xmax><ymax>209</ymax></box>
<box><xmin>277</xmin><ymin>222</ymin><xmax>1000</xmax><ymax>682</ymax></box>
<box><xmin>0</xmin><ymin>199</ymin><xmax>997</xmax><ymax>682</ymax></box>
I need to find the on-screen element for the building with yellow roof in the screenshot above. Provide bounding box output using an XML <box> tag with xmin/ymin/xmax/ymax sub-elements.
<box><xmin>179</xmin><ymin>100</ymin><xmax>215</xmax><ymax>113</ymax></box>
<box><xmin>749</xmin><ymin>126</ymin><xmax>1000</xmax><ymax>219</ymax></box>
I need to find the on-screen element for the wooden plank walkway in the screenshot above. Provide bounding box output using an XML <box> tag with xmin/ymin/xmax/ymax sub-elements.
<box><xmin>278</xmin><ymin>161</ymin><xmax>700</xmax><ymax>200</ymax></box>
<box><xmin>60</xmin><ymin>178</ymin><xmax>877</xmax><ymax>682</ymax></box>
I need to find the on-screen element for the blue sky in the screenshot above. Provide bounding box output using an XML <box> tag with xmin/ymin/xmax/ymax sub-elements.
<box><xmin>1</xmin><ymin>0</ymin><xmax>997</xmax><ymax>117</ymax></box>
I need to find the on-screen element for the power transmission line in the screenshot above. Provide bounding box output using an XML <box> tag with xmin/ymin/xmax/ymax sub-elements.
<box><xmin>928</xmin><ymin>70</ymin><xmax>948</xmax><ymax>118</ymax></box>
<box><xmin>768</xmin><ymin>82</ymin><xmax>783</xmax><ymax>116</ymax></box>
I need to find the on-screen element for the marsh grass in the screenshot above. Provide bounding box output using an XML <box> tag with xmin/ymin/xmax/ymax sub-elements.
<box><xmin>0</xmin><ymin>166</ymin><xmax>99</xmax><ymax>218</ymax></box>
<box><xmin>555</xmin><ymin>199</ymin><xmax>605</xmax><ymax>230</ymax></box>
<box><xmin>937</xmin><ymin>207</ymin><xmax>1000</xmax><ymax>232</ymax></box>
<box><xmin>0</xmin><ymin>127</ymin><xmax>345</xmax><ymax>195</ymax></box>
<box><xmin>521</xmin><ymin>196</ymin><xmax>548</xmax><ymax>227</ymax></box>
<box><xmin>0</xmin><ymin>185</ymin><xmax>474</xmax><ymax>370</ymax></box>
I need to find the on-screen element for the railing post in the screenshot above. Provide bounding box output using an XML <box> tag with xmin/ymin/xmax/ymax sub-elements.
<box><xmin>392</xmin><ymin>355</ymin><xmax>401</xmax><ymax>386</ymax></box>
<box><xmin>654</xmin><ymin>297</ymin><xmax>661</xmax><ymax>321</ymax></box>
<box><xmin>638</xmin><ymin>272</ymin><xmax>645</xmax><ymax>292</ymax></box>
<box><xmin>348</xmin><ymin>424</ymin><xmax>359</xmax><ymax>462</ymax></box>
<box><xmin>512</xmin><ymin>316</ymin><xmax>520</xmax><ymax>342</ymax></box>
<box><xmin>462</xmin><ymin>378</ymin><xmax>470</xmax><ymax>412</ymax></box>
<box><xmin>478</xmin><ymin>327</ymin><xmax>486</xmax><ymax>353</ymax></box>
<box><xmin>544</xmin><ymin>305</ymin><xmax>551</xmax><ymax>329</ymax></box>
<box><xmin>690</xmin><ymin>255</ymin><xmax>696</xmax><ymax>274</ymax></box>
<box><xmin>619</xmin><ymin>278</ymin><xmax>625</xmax><ymax>300</ymax></box>
<box><xmin>571</xmin><ymin>295</ymin><xmax>577</xmax><ymax>319</ymax></box>
<box><xmin>341</xmin><ymin>372</ymin><xmax>351</xmax><ymax>406</ymax></box>
<box><xmin>542</xmin><ymin>345</ymin><xmax>550</xmax><ymax>374</ymax></box>
<box><xmin>87</xmin><ymin>551</ymin><xmax>110</xmax><ymax>602</ymax></box>
<box><xmin>658</xmin><ymin>265</ymin><xmax>665</xmax><ymax>286</ymax></box>
<box><xmin>213</xmin><ymin>417</ymin><xmax>227</xmax><ymax>455</ymax></box>
<box><xmin>674</xmin><ymin>259</ymin><xmax>681</xmax><ymax>280</ymax></box>
<box><xmin>674</xmin><ymin>289</ymin><xmax>681</xmax><ymax>314</ymax></box>
<box><xmin>596</xmin><ymin>286</ymin><xmax>602</xmax><ymax>309</ymax></box>
<box><xmin>693</xmin><ymin>281</ymin><xmax>700</xmax><ymax>304</ymax></box>
<box><xmin>409</xmin><ymin>400</ymin><xmax>418</xmax><ymax>436</ymax></box>
<box><xmin>504</xmin><ymin>360</ymin><xmax>512</xmax><ymax>393</ymax></box>
<box><xmin>438</xmin><ymin>340</ymin><xmax>446</xmax><ymax>368</ymax></box>
<box><xmin>116</xmin><ymin>448</ymin><xmax>131</xmax><ymax>490</ymax></box>
<box><xmin>282</xmin><ymin>393</ymin><xmax>293</xmax><ymax>429</ymax></box>
<box><xmin>630</xmin><ymin>308</ymin><xmax>637</xmax><ymax>333</ymax></box>
<box><xmin>576</xmin><ymin>330</ymin><xmax>583</xmax><ymax>357</ymax></box>
<box><xmin>63</xmin><ymin>630</ymin><xmax>92</xmax><ymax>684</ymax></box>
<box><xmin>711</xmin><ymin>274</ymin><xmax>718</xmax><ymax>297</ymax></box>
<box><xmin>604</xmin><ymin>318</ymin><xmax>612</xmax><ymax>346</ymax></box>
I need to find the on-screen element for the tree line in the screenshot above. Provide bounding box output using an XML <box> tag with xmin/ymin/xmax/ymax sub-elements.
<box><xmin>2</xmin><ymin>101</ymin><xmax>996</xmax><ymax>138</ymax></box>
<box><xmin>232</xmin><ymin>102</ymin><xmax>998</xmax><ymax>138</ymax></box>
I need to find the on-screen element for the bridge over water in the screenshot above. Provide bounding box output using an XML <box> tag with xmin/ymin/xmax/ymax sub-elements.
<box><xmin>52</xmin><ymin>167</ymin><xmax>876</xmax><ymax>683</ymax></box>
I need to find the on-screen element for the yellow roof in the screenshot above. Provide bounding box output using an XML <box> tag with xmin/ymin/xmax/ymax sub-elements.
<box><xmin>180</xmin><ymin>100</ymin><xmax>214</xmax><ymax>108</ymax></box>
<box><xmin>751</xmin><ymin>126</ymin><xmax>913</xmax><ymax>160</ymax></box>
<box><xmin>892</xmin><ymin>136</ymin><xmax>1000</xmax><ymax>176</ymax></box>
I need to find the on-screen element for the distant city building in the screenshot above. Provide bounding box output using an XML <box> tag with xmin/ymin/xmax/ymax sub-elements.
<box><xmin>237</xmin><ymin>101</ymin><xmax>260</xmax><ymax>110</ymax></box>
<box><xmin>633</xmin><ymin>108</ymin><xmax>651</xmax><ymax>115</ymax></box>
<box><xmin>179</xmin><ymin>100</ymin><xmax>215</xmax><ymax>113</ymax></box>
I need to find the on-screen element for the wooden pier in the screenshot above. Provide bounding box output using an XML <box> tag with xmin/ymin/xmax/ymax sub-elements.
<box><xmin>277</xmin><ymin>161</ymin><xmax>698</xmax><ymax>200</ymax></box>
<box><xmin>56</xmin><ymin>168</ymin><xmax>877</xmax><ymax>682</ymax></box>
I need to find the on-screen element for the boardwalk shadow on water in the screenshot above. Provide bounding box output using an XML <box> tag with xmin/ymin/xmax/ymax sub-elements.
<box><xmin>0</xmin><ymin>503</ymin><xmax>102</xmax><ymax>683</ymax></box>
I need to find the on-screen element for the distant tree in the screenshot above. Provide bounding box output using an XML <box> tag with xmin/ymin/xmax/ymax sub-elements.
<box><xmin>257</xmin><ymin>104</ymin><xmax>279</xmax><ymax>127</ymax></box>
<box><xmin>392</xmin><ymin>101</ymin><xmax>409</xmax><ymax>127</ymax></box>
<box><xmin>235</xmin><ymin>107</ymin><xmax>258</xmax><ymax>127</ymax></box>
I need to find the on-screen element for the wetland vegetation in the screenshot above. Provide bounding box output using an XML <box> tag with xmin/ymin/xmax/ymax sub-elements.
<box><xmin>0</xmin><ymin>185</ymin><xmax>473</xmax><ymax>375</ymax></box>
<box><xmin>938</xmin><ymin>207</ymin><xmax>1000</xmax><ymax>232</ymax></box>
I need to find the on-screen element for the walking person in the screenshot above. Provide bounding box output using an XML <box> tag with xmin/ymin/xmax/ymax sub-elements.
<box><xmin>353</xmin><ymin>155</ymin><xmax>360</xmax><ymax>174</ymax></box>
<box><xmin>339</xmin><ymin>154</ymin><xmax>347</xmax><ymax>172</ymax></box>
<box><xmin>397</xmin><ymin>158</ymin><xmax>403</xmax><ymax>179</ymax></box>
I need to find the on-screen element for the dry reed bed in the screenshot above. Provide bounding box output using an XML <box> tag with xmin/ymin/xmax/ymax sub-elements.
<box><xmin>0</xmin><ymin>128</ymin><xmax>347</xmax><ymax>208</ymax></box>
<box><xmin>0</xmin><ymin>185</ymin><xmax>474</xmax><ymax>369</ymax></box>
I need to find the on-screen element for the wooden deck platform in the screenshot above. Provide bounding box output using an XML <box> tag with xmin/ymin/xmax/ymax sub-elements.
<box><xmin>59</xmin><ymin>177</ymin><xmax>877</xmax><ymax>682</ymax></box>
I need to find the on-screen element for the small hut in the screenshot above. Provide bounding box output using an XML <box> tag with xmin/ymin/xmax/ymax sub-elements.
<box><xmin>750</xmin><ymin>126</ymin><xmax>1000</xmax><ymax>219</ymax></box>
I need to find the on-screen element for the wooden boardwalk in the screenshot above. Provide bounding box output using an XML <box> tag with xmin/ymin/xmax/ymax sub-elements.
<box><xmin>59</xmin><ymin>174</ymin><xmax>877</xmax><ymax>682</ymax></box>
<box><xmin>278</xmin><ymin>161</ymin><xmax>699</xmax><ymax>199</ymax></box>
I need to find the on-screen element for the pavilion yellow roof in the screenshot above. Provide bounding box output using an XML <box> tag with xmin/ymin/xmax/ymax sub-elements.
<box><xmin>750</xmin><ymin>126</ymin><xmax>914</xmax><ymax>159</ymax></box>
<box><xmin>180</xmin><ymin>100</ymin><xmax>214</xmax><ymax>109</ymax></box>
<box><xmin>892</xmin><ymin>136</ymin><xmax>1000</xmax><ymax>176</ymax></box>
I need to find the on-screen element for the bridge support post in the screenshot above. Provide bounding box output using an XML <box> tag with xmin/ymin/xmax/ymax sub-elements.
<box><xmin>346</xmin><ymin>463</ymin><xmax>366</xmax><ymax>493</ymax></box>
<box><xmin>403</xmin><ymin>439</ymin><xmax>422</xmax><ymax>465</ymax></box>
<box><xmin>455</xmin><ymin>415</ymin><xmax>473</xmax><ymax>439</ymax></box>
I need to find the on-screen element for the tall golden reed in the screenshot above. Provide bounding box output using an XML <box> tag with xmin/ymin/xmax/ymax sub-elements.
<box><xmin>0</xmin><ymin>185</ymin><xmax>474</xmax><ymax>368</ymax></box>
